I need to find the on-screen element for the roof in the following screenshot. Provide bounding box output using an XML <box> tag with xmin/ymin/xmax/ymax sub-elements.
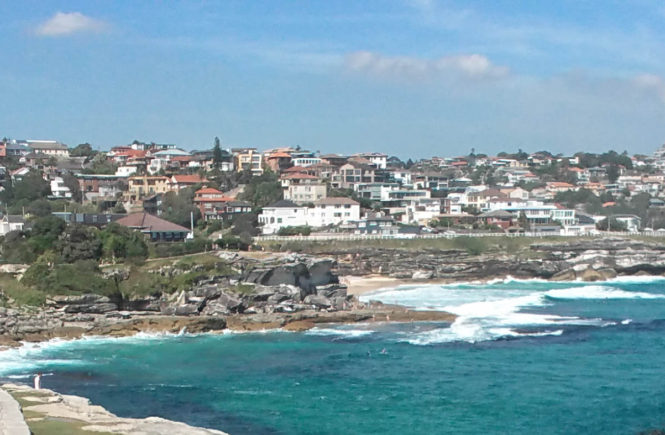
<box><xmin>281</xmin><ymin>173</ymin><xmax>319</xmax><ymax>180</ymax></box>
<box><xmin>314</xmin><ymin>197</ymin><xmax>360</xmax><ymax>206</ymax></box>
<box><xmin>265</xmin><ymin>200</ymin><xmax>302</xmax><ymax>208</ymax></box>
<box><xmin>195</xmin><ymin>187</ymin><xmax>224</xmax><ymax>195</ymax></box>
<box><xmin>268</xmin><ymin>152</ymin><xmax>292</xmax><ymax>158</ymax></box>
<box><xmin>282</xmin><ymin>166</ymin><xmax>308</xmax><ymax>173</ymax></box>
<box><xmin>115</xmin><ymin>213</ymin><xmax>190</xmax><ymax>233</ymax></box>
<box><xmin>3</xmin><ymin>215</ymin><xmax>25</xmax><ymax>224</ymax></box>
<box><xmin>226</xmin><ymin>200</ymin><xmax>252</xmax><ymax>207</ymax></box>
<box><xmin>172</xmin><ymin>174</ymin><xmax>206</xmax><ymax>184</ymax></box>
<box><xmin>479</xmin><ymin>210</ymin><xmax>514</xmax><ymax>218</ymax></box>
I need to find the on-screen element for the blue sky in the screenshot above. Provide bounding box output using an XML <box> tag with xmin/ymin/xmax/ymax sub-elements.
<box><xmin>2</xmin><ymin>1</ymin><xmax>665</xmax><ymax>157</ymax></box>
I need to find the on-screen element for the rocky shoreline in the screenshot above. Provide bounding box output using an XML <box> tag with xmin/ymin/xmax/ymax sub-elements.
<box><xmin>3</xmin><ymin>238</ymin><xmax>665</xmax><ymax>348</ymax></box>
<box><xmin>329</xmin><ymin>238</ymin><xmax>665</xmax><ymax>282</ymax></box>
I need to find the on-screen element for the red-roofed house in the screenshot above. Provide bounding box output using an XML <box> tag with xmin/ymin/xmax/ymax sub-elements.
<box><xmin>194</xmin><ymin>187</ymin><xmax>248</xmax><ymax>221</ymax></box>
<box><xmin>115</xmin><ymin>212</ymin><xmax>191</xmax><ymax>242</ymax></box>
<box><xmin>169</xmin><ymin>174</ymin><xmax>208</xmax><ymax>190</ymax></box>
<box><xmin>265</xmin><ymin>152</ymin><xmax>292</xmax><ymax>172</ymax></box>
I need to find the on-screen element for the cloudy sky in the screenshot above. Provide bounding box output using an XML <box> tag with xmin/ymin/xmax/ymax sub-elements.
<box><xmin>2</xmin><ymin>1</ymin><xmax>665</xmax><ymax>157</ymax></box>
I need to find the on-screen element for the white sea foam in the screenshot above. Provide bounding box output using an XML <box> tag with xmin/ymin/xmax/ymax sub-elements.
<box><xmin>306</xmin><ymin>328</ymin><xmax>374</xmax><ymax>338</ymax></box>
<box><xmin>362</xmin><ymin>281</ymin><xmax>664</xmax><ymax>345</ymax></box>
<box><xmin>545</xmin><ymin>286</ymin><xmax>665</xmax><ymax>300</ymax></box>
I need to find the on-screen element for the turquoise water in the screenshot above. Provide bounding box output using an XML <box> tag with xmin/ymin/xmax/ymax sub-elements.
<box><xmin>3</xmin><ymin>277</ymin><xmax>665</xmax><ymax>434</ymax></box>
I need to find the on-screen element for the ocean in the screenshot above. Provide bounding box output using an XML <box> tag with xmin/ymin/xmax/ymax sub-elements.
<box><xmin>2</xmin><ymin>277</ymin><xmax>665</xmax><ymax>434</ymax></box>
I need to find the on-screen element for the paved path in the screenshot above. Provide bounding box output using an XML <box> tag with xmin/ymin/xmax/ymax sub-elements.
<box><xmin>0</xmin><ymin>388</ymin><xmax>30</xmax><ymax>435</ymax></box>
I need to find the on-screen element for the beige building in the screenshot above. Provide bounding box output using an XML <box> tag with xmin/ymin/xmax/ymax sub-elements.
<box><xmin>127</xmin><ymin>175</ymin><xmax>171</xmax><ymax>202</ymax></box>
<box><xmin>281</xmin><ymin>173</ymin><xmax>327</xmax><ymax>204</ymax></box>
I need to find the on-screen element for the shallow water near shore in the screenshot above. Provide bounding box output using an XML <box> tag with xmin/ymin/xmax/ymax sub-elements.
<box><xmin>3</xmin><ymin>277</ymin><xmax>665</xmax><ymax>434</ymax></box>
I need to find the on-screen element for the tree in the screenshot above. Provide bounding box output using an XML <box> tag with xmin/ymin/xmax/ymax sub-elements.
<box><xmin>62</xmin><ymin>174</ymin><xmax>82</xmax><ymax>202</ymax></box>
<box><xmin>99</xmin><ymin>223</ymin><xmax>148</xmax><ymax>262</ymax></box>
<box><xmin>160</xmin><ymin>187</ymin><xmax>201</xmax><ymax>227</ymax></box>
<box><xmin>213</xmin><ymin>137</ymin><xmax>223</xmax><ymax>169</ymax></box>
<box><xmin>56</xmin><ymin>225</ymin><xmax>102</xmax><ymax>263</ymax></box>
<box><xmin>607</xmin><ymin>165</ymin><xmax>620</xmax><ymax>184</ymax></box>
<box><xmin>238</xmin><ymin>169</ymin><xmax>283</xmax><ymax>208</ymax></box>
<box><xmin>70</xmin><ymin>143</ymin><xmax>95</xmax><ymax>158</ymax></box>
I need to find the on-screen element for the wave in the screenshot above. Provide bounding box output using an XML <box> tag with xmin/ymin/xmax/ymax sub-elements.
<box><xmin>306</xmin><ymin>328</ymin><xmax>374</xmax><ymax>338</ymax></box>
<box><xmin>545</xmin><ymin>286</ymin><xmax>665</xmax><ymax>300</ymax></box>
<box><xmin>361</xmin><ymin>281</ymin><xmax>665</xmax><ymax>345</ymax></box>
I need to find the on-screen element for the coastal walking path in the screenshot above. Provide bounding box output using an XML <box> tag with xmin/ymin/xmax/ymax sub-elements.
<box><xmin>0</xmin><ymin>388</ymin><xmax>30</xmax><ymax>435</ymax></box>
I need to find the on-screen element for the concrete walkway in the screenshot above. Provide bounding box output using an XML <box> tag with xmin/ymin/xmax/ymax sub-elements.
<box><xmin>0</xmin><ymin>388</ymin><xmax>30</xmax><ymax>435</ymax></box>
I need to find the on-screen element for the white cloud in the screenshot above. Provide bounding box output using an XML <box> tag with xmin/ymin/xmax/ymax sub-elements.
<box><xmin>344</xmin><ymin>51</ymin><xmax>509</xmax><ymax>81</ymax></box>
<box><xmin>35</xmin><ymin>12</ymin><xmax>106</xmax><ymax>37</ymax></box>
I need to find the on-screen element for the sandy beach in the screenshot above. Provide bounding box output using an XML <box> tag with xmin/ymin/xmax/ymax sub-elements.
<box><xmin>342</xmin><ymin>275</ymin><xmax>453</xmax><ymax>296</ymax></box>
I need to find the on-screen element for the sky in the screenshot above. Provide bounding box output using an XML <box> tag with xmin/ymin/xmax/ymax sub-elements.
<box><xmin>2</xmin><ymin>1</ymin><xmax>665</xmax><ymax>158</ymax></box>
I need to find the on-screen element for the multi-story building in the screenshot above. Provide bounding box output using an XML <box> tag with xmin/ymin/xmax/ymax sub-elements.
<box><xmin>281</xmin><ymin>173</ymin><xmax>327</xmax><ymax>204</ymax></box>
<box><xmin>233</xmin><ymin>148</ymin><xmax>263</xmax><ymax>175</ymax></box>
<box><xmin>127</xmin><ymin>175</ymin><xmax>170</xmax><ymax>202</ymax></box>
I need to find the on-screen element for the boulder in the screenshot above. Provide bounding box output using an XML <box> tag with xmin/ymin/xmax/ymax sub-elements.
<box><xmin>63</xmin><ymin>303</ymin><xmax>118</xmax><ymax>314</ymax></box>
<box><xmin>303</xmin><ymin>294</ymin><xmax>332</xmax><ymax>309</ymax></box>
<box><xmin>412</xmin><ymin>270</ymin><xmax>434</xmax><ymax>280</ymax></box>
<box><xmin>550</xmin><ymin>268</ymin><xmax>577</xmax><ymax>281</ymax></box>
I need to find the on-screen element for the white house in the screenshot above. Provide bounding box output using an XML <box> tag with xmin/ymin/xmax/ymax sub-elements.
<box><xmin>354</xmin><ymin>152</ymin><xmax>388</xmax><ymax>169</ymax></box>
<box><xmin>258</xmin><ymin>200</ymin><xmax>308</xmax><ymax>234</ymax></box>
<box><xmin>309</xmin><ymin>197</ymin><xmax>360</xmax><ymax>227</ymax></box>
<box><xmin>50</xmin><ymin>177</ymin><xmax>72</xmax><ymax>199</ymax></box>
<box><xmin>0</xmin><ymin>215</ymin><xmax>25</xmax><ymax>235</ymax></box>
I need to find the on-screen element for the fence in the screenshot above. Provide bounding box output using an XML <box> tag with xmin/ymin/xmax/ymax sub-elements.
<box><xmin>254</xmin><ymin>230</ymin><xmax>665</xmax><ymax>243</ymax></box>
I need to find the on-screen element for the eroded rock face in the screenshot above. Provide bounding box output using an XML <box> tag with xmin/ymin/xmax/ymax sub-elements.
<box><xmin>325</xmin><ymin>239</ymin><xmax>665</xmax><ymax>282</ymax></box>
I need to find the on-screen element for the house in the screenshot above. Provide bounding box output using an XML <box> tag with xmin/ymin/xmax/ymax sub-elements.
<box><xmin>127</xmin><ymin>175</ymin><xmax>171</xmax><ymax>202</ymax></box>
<box><xmin>478</xmin><ymin>210</ymin><xmax>515</xmax><ymax>230</ymax></box>
<box><xmin>193</xmin><ymin>187</ymin><xmax>235</xmax><ymax>221</ymax></box>
<box><xmin>281</xmin><ymin>173</ymin><xmax>327</xmax><ymax>204</ymax></box>
<box><xmin>0</xmin><ymin>215</ymin><xmax>25</xmax><ymax>235</ymax></box>
<box><xmin>546</xmin><ymin>182</ymin><xmax>576</xmax><ymax>193</ymax></box>
<box><xmin>258</xmin><ymin>200</ymin><xmax>308</xmax><ymax>234</ymax></box>
<box><xmin>309</xmin><ymin>197</ymin><xmax>360</xmax><ymax>227</ymax></box>
<box><xmin>23</xmin><ymin>140</ymin><xmax>69</xmax><ymax>158</ymax></box>
<box><xmin>52</xmin><ymin>212</ymin><xmax>125</xmax><ymax>228</ymax></box>
<box><xmin>233</xmin><ymin>148</ymin><xmax>263</xmax><ymax>175</ymax></box>
<box><xmin>332</xmin><ymin>162</ymin><xmax>377</xmax><ymax>189</ymax></box>
<box><xmin>354</xmin><ymin>152</ymin><xmax>388</xmax><ymax>169</ymax></box>
<box><xmin>115</xmin><ymin>212</ymin><xmax>191</xmax><ymax>242</ymax></box>
<box><xmin>169</xmin><ymin>174</ymin><xmax>207</xmax><ymax>191</ymax></box>
<box><xmin>49</xmin><ymin>177</ymin><xmax>72</xmax><ymax>199</ymax></box>
<box><xmin>265</xmin><ymin>152</ymin><xmax>293</xmax><ymax>172</ymax></box>
<box><xmin>76</xmin><ymin>174</ymin><xmax>126</xmax><ymax>202</ymax></box>
<box><xmin>467</xmin><ymin>189</ymin><xmax>507</xmax><ymax>212</ymax></box>
<box><xmin>352</xmin><ymin>213</ymin><xmax>398</xmax><ymax>235</ymax></box>
<box><xmin>4</xmin><ymin>142</ymin><xmax>32</xmax><ymax>157</ymax></box>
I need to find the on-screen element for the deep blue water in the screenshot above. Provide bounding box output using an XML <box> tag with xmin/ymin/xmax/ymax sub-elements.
<box><xmin>3</xmin><ymin>277</ymin><xmax>665</xmax><ymax>434</ymax></box>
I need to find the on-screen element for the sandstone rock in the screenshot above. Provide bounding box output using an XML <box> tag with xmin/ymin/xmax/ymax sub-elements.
<box><xmin>412</xmin><ymin>270</ymin><xmax>434</xmax><ymax>280</ymax></box>
<box><xmin>548</xmin><ymin>268</ymin><xmax>576</xmax><ymax>281</ymax></box>
<box><xmin>303</xmin><ymin>294</ymin><xmax>332</xmax><ymax>309</ymax></box>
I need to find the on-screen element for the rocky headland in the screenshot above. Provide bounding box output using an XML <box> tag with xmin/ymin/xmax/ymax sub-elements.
<box><xmin>0</xmin><ymin>252</ymin><xmax>455</xmax><ymax>348</ymax></box>
<box><xmin>2</xmin><ymin>237</ymin><xmax>665</xmax><ymax>348</ymax></box>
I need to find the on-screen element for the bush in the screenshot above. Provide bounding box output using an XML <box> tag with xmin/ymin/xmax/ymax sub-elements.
<box><xmin>277</xmin><ymin>226</ymin><xmax>312</xmax><ymax>236</ymax></box>
<box><xmin>150</xmin><ymin>238</ymin><xmax>213</xmax><ymax>258</ymax></box>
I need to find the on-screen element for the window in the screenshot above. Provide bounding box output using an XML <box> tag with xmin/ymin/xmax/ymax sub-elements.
<box><xmin>278</xmin><ymin>218</ymin><xmax>282</xmax><ymax>223</ymax></box>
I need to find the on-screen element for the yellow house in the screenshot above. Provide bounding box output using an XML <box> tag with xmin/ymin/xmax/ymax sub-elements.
<box><xmin>233</xmin><ymin>148</ymin><xmax>263</xmax><ymax>175</ymax></box>
<box><xmin>127</xmin><ymin>175</ymin><xmax>171</xmax><ymax>202</ymax></box>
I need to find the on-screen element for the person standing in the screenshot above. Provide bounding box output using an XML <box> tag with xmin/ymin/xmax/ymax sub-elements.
<box><xmin>34</xmin><ymin>372</ymin><xmax>42</xmax><ymax>390</ymax></box>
